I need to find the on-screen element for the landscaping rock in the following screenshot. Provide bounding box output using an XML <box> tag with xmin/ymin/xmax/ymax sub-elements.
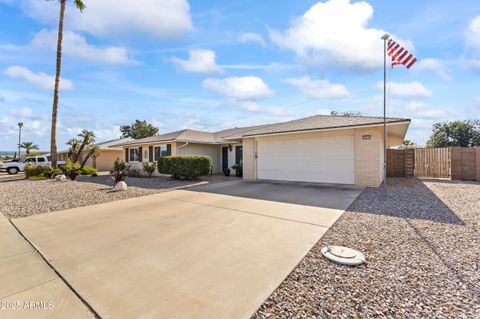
<box><xmin>0</xmin><ymin>175</ymin><xmax>198</xmax><ymax>218</ymax></box>
<box><xmin>253</xmin><ymin>178</ymin><xmax>480</xmax><ymax>319</ymax></box>
<box><xmin>55</xmin><ymin>174</ymin><xmax>66</xmax><ymax>182</ymax></box>
<box><xmin>113</xmin><ymin>181</ymin><xmax>128</xmax><ymax>192</ymax></box>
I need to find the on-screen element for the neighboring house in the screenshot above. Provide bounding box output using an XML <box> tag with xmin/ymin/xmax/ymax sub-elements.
<box><xmin>58</xmin><ymin>138</ymin><xmax>132</xmax><ymax>171</ymax></box>
<box><xmin>112</xmin><ymin>115</ymin><xmax>410</xmax><ymax>187</ymax></box>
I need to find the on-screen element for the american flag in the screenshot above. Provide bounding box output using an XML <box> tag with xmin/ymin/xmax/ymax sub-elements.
<box><xmin>387</xmin><ymin>39</ymin><xmax>417</xmax><ymax>69</ymax></box>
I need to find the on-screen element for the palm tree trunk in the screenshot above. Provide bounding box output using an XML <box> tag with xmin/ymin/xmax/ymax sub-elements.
<box><xmin>80</xmin><ymin>154</ymin><xmax>90</xmax><ymax>168</ymax></box>
<box><xmin>50</xmin><ymin>0</ymin><xmax>66</xmax><ymax>168</ymax></box>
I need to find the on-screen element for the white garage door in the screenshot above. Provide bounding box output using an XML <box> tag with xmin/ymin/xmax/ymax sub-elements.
<box><xmin>257</xmin><ymin>135</ymin><xmax>355</xmax><ymax>184</ymax></box>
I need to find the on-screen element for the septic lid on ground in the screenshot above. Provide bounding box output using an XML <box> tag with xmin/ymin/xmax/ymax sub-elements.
<box><xmin>321</xmin><ymin>245</ymin><xmax>365</xmax><ymax>266</ymax></box>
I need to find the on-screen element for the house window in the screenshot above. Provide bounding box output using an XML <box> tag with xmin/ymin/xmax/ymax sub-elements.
<box><xmin>129</xmin><ymin>148</ymin><xmax>140</xmax><ymax>162</ymax></box>
<box><xmin>154</xmin><ymin>145</ymin><xmax>168</xmax><ymax>161</ymax></box>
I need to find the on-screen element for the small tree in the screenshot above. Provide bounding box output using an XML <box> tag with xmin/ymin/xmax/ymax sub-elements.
<box><xmin>73</xmin><ymin>129</ymin><xmax>95</xmax><ymax>162</ymax></box>
<box><xmin>142</xmin><ymin>162</ymin><xmax>156</xmax><ymax>178</ymax></box>
<box><xmin>19</xmin><ymin>142</ymin><xmax>39</xmax><ymax>156</ymax></box>
<box><xmin>80</xmin><ymin>144</ymin><xmax>101</xmax><ymax>168</ymax></box>
<box><xmin>120</xmin><ymin>120</ymin><xmax>159</xmax><ymax>139</ymax></box>
<box><xmin>111</xmin><ymin>158</ymin><xmax>127</xmax><ymax>184</ymax></box>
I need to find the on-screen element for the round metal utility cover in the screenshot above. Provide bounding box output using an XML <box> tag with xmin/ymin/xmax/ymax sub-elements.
<box><xmin>321</xmin><ymin>245</ymin><xmax>365</xmax><ymax>266</ymax></box>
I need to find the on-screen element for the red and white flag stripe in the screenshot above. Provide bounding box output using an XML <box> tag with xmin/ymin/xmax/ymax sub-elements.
<box><xmin>387</xmin><ymin>39</ymin><xmax>417</xmax><ymax>69</ymax></box>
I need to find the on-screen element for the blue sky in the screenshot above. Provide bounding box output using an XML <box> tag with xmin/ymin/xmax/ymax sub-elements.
<box><xmin>1</xmin><ymin>0</ymin><xmax>479</xmax><ymax>151</ymax></box>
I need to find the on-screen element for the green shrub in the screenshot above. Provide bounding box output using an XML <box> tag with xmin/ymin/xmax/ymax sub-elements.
<box><xmin>24</xmin><ymin>163</ymin><xmax>54</xmax><ymax>179</ymax></box>
<box><xmin>111</xmin><ymin>158</ymin><xmax>126</xmax><ymax>183</ymax></box>
<box><xmin>60</xmin><ymin>160</ymin><xmax>82</xmax><ymax>180</ymax></box>
<box><xmin>142</xmin><ymin>162</ymin><xmax>156</xmax><ymax>178</ymax></box>
<box><xmin>232</xmin><ymin>160</ymin><xmax>243</xmax><ymax>177</ymax></box>
<box><xmin>157</xmin><ymin>156</ymin><xmax>212</xmax><ymax>180</ymax></box>
<box><xmin>125</xmin><ymin>166</ymin><xmax>142</xmax><ymax>177</ymax></box>
<box><xmin>80</xmin><ymin>165</ymin><xmax>98</xmax><ymax>176</ymax></box>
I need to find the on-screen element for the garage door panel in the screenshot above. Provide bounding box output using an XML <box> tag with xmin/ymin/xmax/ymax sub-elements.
<box><xmin>257</xmin><ymin>135</ymin><xmax>355</xmax><ymax>184</ymax></box>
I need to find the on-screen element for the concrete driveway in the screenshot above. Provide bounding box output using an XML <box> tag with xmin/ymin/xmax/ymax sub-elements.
<box><xmin>13</xmin><ymin>182</ymin><xmax>363</xmax><ymax>319</ymax></box>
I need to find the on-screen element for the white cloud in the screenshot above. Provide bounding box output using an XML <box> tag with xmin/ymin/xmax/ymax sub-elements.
<box><xmin>464</xmin><ymin>16</ymin><xmax>480</xmax><ymax>69</ymax></box>
<box><xmin>32</xmin><ymin>29</ymin><xmax>132</xmax><ymax>64</ymax></box>
<box><xmin>227</xmin><ymin>100</ymin><xmax>260</xmax><ymax>112</ymax></box>
<box><xmin>465</xmin><ymin>16</ymin><xmax>480</xmax><ymax>49</ymax></box>
<box><xmin>378</xmin><ymin>81</ymin><xmax>432</xmax><ymax>99</ymax></box>
<box><xmin>170</xmin><ymin>49</ymin><xmax>223</xmax><ymax>74</ymax></box>
<box><xmin>202</xmin><ymin>76</ymin><xmax>273</xmax><ymax>100</ymax></box>
<box><xmin>407</xmin><ymin>101</ymin><xmax>448</xmax><ymax>119</ymax></box>
<box><xmin>239</xmin><ymin>32</ymin><xmax>266</xmax><ymax>47</ymax></box>
<box><xmin>23</xmin><ymin>0</ymin><xmax>193</xmax><ymax>38</ymax></box>
<box><xmin>5</xmin><ymin>66</ymin><xmax>73</xmax><ymax>91</ymax></box>
<box><xmin>269</xmin><ymin>0</ymin><xmax>412</xmax><ymax>70</ymax></box>
<box><xmin>9</xmin><ymin>107</ymin><xmax>33</xmax><ymax>117</ymax></box>
<box><xmin>416</xmin><ymin>58</ymin><xmax>451</xmax><ymax>81</ymax></box>
<box><xmin>285</xmin><ymin>76</ymin><xmax>351</xmax><ymax>99</ymax></box>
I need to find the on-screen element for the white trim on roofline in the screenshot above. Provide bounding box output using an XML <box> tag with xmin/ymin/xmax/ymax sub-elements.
<box><xmin>242</xmin><ymin>121</ymin><xmax>411</xmax><ymax>138</ymax></box>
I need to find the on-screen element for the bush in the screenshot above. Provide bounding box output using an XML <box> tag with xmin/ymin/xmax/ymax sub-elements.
<box><xmin>157</xmin><ymin>156</ymin><xmax>212</xmax><ymax>180</ymax></box>
<box><xmin>232</xmin><ymin>160</ymin><xmax>243</xmax><ymax>177</ymax></box>
<box><xmin>60</xmin><ymin>160</ymin><xmax>81</xmax><ymax>180</ymax></box>
<box><xmin>111</xmin><ymin>158</ymin><xmax>126</xmax><ymax>184</ymax></box>
<box><xmin>125</xmin><ymin>165</ymin><xmax>142</xmax><ymax>177</ymax></box>
<box><xmin>142</xmin><ymin>162</ymin><xmax>156</xmax><ymax>178</ymax></box>
<box><xmin>80</xmin><ymin>165</ymin><xmax>98</xmax><ymax>176</ymax></box>
<box><xmin>24</xmin><ymin>163</ymin><xmax>53</xmax><ymax>179</ymax></box>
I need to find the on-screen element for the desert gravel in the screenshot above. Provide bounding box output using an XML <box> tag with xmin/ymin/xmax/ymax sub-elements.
<box><xmin>253</xmin><ymin>178</ymin><xmax>480</xmax><ymax>319</ymax></box>
<box><xmin>0</xmin><ymin>175</ymin><xmax>199</xmax><ymax>218</ymax></box>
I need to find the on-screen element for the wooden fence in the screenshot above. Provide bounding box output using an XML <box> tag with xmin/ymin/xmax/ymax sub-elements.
<box><xmin>414</xmin><ymin>148</ymin><xmax>450</xmax><ymax>178</ymax></box>
<box><xmin>387</xmin><ymin>147</ymin><xmax>480</xmax><ymax>181</ymax></box>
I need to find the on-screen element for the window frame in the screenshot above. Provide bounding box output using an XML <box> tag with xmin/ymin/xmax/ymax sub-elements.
<box><xmin>129</xmin><ymin>147</ymin><xmax>140</xmax><ymax>162</ymax></box>
<box><xmin>154</xmin><ymin>145</ymin><xmax>168</xmax><ymax>161</ymax></box>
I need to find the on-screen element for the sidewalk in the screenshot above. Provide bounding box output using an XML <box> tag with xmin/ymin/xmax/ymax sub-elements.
<box><xmin>0</xmin><ymin>214</ymin><xmax>93</xmax><ymax>319</ymax></box>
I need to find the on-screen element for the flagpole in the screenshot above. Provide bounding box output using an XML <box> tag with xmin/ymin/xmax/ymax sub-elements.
<box><xmin>381</xmin><ymin>34</ymin><xmax>389</xmax><ymax>192</ymax></box>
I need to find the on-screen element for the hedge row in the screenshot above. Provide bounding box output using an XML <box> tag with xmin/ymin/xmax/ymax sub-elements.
<box><xmin>157</xmin><ymin>155</ymin><xmax>211</xmax><ymax>180</ymax></box>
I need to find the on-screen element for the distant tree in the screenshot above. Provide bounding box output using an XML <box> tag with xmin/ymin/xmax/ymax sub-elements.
<box><xmin>330</xmin><ymin>111</ymin><xmax>362</xmax><ymax>117</ymax></box>
<box><xmin>401</xmin><ymin>140</ymin><xmax>415</xmax><ymax>149</ymax></box>
<box><xmin>426</xmin><ymin>120</ymin><xmax>480</xmax><ymax>148</ymax></box>
<box><xmin>19</xmin><ymin>142</ymin><xmax>39</xmax><ymax>156</ymax></box>
<box><xmin>120</xmin><ymin>120</ymin><xmax>159</xmax><ymax>139</ymax></box>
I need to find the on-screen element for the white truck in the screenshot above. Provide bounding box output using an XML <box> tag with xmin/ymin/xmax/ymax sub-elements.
<box><xmin>0</xmin><ymin>156</ymin><xmax>65</xmax><ymax>174</ymax></box>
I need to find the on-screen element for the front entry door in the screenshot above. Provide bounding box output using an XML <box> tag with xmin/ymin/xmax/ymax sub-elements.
<box><xmin>222</xmin><ymin>147</ymin><xmax>229</xmax><ymax>171</ymax></box>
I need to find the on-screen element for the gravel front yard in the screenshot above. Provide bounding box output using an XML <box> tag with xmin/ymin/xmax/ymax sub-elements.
<box><xmin>254</xmin><ymin>178</ymin><xmax>480</xmax><ymax>319</ymax></box>
<box><xmin>0</xmin><ymin>175</ymin><xmax>200</xmax><ymax>218</ymax></box>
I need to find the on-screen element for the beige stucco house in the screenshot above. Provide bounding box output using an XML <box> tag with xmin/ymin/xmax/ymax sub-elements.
<box><xmin>112</xmin><ymin>115</ymin><xmax>410</xmax><ymax>187</ymax></box>
<box><xmin>58</xmin><ymin>138</ymin><xmax>131</xmax><ymax>172</ymax></box>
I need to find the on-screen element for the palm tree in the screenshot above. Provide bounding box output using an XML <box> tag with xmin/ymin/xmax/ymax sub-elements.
<box><xmin>66</xmin><ymin>138</ymin><xmax>81</xmax><ymax>161</ymax></box>
<box><xmin>17</xmin><ymin>122</ymin><xmax>23</xmax><ymax>158</ymax></box>
<box><xmin>49</xmin><ymin>0</ymin><xmax>86</xmax><ymax>167</ymax></box>
<box><xmin>402</xmin><ymin>140</ymin><xmax>415</xmax><ymax>149</ymax></box>
<box><xmin>81</xmin><ymin>144</ymin><xmax>101</xmax><ymax>168</ymax></box>
<box><xmin>19</xmin><ymin>142</ymin><xmax>39</xmax><ymax>156</ymax></box>
<box><xmin>72</xmin><ymin>129</ymin><xmax>95</xmax><ymax>162</ymax></box>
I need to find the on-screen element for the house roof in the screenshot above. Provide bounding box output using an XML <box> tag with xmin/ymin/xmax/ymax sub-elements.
<box><xmin>240</xmin><ymin>115</ymin><xmax>409</xmax><ymax>137</ymax></box>
<box><xmin>58</xmin><ymin>137</ymin><xmax>131</xmax><ymax>154</ymax></box>
<box><xmin>95</xmin><ymin>138</ymin><xmax>133</xmax><ymax>150</ymax></box>
<box><xmin>111</xmin><ymin>115</ymin><xmax>410</xmax><ymax>147</ymax></box>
